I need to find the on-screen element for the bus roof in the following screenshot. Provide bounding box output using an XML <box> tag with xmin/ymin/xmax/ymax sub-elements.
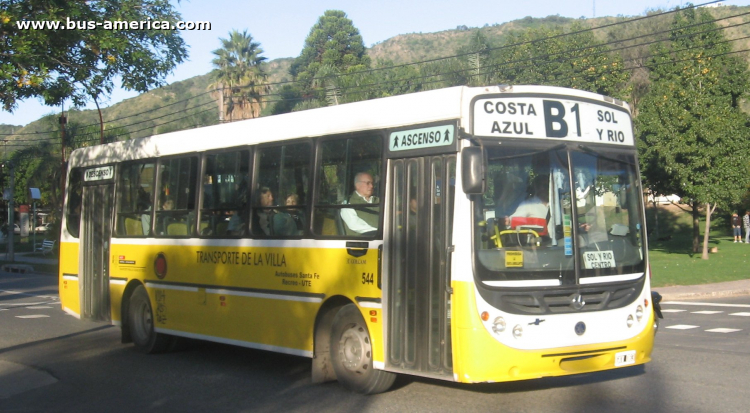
<box><xmin>67</xmin><ymin>85</ymin><xmax>631</xmax><ymax>168</ymax></box>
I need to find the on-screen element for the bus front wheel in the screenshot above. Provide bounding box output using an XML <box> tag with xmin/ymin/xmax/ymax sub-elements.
<box><xmin>330</xmin><ymin>304</ymin><xmax>396</xmax><ymax>394</ymax></box>
<box><xmin>128</xmin><ymin>285</ymin><xmax>171</xmax><ymax>354</ymax></box>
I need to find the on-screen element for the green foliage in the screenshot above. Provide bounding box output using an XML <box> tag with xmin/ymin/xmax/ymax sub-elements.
<box><xmin>495</xmin><ymin>23</ymin><xmax>629</xmax><ymax>98</ymax></box>
<box><xmin>289</xmin><ymin>10</ymin><xmax>371</xmax><ymax>109</ymax></box>
<box><xmin>0</xmin><ymin>0</ymin><xmax>188</xmax><ymax>112</ymax></box>
<box><xmin>636</xmin><ymin>7</ymin><xmax>750</xmax><ymax>253</ymax></box>
<box><xmin>637</xmin><ymin>7</ymin><xmax>750</xmax><ymax>208</ymax></box>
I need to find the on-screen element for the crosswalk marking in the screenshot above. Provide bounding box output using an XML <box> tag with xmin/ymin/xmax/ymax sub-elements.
<box><xmin>15</xmin><ymin>315</ymin><xmax>50</xmax><ymax>319</ymax></box>
<box><xmin>705</xmin><ymin>328</ymin><xmax>742</xmax><ymax>333</ymax></box>
<box><xmin>691</xmin><ymin>310</ymin><xmax>723</xmax><ymax>315</ymax></box>
<box><xmin>666</xmin><ymin>324</ymin><xmax>699</xmax><ymax>330</ymax></box>
<box><xmin>662</xmin><ymin>301</ymin><xmax>750</xmax><ymax>308</ymax></box>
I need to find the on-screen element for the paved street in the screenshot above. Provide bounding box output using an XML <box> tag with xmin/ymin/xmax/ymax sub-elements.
<box><xmin>1</xmin><ymin>271</ymin><xmax>749</xmax><ymax>412</ymax></box>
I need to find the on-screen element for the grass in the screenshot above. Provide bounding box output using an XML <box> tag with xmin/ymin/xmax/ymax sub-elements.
<box><xmin>646</xmin><ymin>203</ymin><xmax>750</xmax><ymax>287</ymax></box>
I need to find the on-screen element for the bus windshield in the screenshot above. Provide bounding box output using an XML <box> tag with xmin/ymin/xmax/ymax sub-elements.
<box><xmin>473</xmin><ymin>143</ymin><xmax>646</xmax><ymax>287</ymax></box>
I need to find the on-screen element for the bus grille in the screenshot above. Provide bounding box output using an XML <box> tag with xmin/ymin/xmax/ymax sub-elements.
<box><xmin>493</xmin><ymin>283</ymin><xmax>641</xmax><ymax>315</ymax></box>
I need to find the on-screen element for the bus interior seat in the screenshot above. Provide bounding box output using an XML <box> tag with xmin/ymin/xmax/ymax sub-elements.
<box><xmin>124</xmin><ymin>217</ymin><xmax>143</xmax><ymax>236</ymax></box>
<box><xmin>167</xmin><ymin>222</ymin><xmax>188</xmax><ymax>236</ymax></box>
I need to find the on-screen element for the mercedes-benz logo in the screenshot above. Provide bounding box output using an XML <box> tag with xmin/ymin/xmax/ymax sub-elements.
<box><xmin>571</xmin><ymin>293</ymin><xmax>586</xmax><ymax>310</ymax></box>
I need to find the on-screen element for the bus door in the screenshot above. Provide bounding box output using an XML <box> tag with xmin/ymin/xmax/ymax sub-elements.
<box><xmin>80</xmin><ymin>183</ymin><xmax>114</xmax><ymax>321</ymax></box>
<box><xmin>386</xmin><ymin>155</ymin><xmax>455</xmax><ymax>378</ymax></box>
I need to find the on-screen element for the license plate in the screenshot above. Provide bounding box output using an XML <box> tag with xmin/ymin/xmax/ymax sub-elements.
<box><xmin>614</xmin><ymin>350</ymin><xmax>636</xmax><ymax>367</ymax></box>
<box><xmin>583</xmin><ymin>250</ymin><xmax>616</xmax><ymax>269</ymax></box>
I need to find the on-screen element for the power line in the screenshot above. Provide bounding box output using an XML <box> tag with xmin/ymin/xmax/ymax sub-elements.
<box><xmin>2</xmin><ymin>0</ymin><xmax>744</xmax><ymax>144</ymax></box>
<box><xmin>4</xmin><ymin>0</ymin><xmax>726</xmax><ymax>139</ymax></box>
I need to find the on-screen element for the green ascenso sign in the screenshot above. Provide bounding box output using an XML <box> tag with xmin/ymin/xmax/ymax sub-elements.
<box><xmin>389</xmin><ymin>125</ymin><xmax>455</xmax><ymax>151</ymax></box>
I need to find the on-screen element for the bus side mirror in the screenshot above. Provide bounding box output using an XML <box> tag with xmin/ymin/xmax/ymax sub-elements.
<box><xmin>461</xmin><ymin>146</ymin><xmax>485</xmax><ymax>195</ymax></box>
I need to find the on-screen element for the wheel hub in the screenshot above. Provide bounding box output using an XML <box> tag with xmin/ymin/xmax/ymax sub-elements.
<box><xmin>339</xmin><ymin>324</ymin><xmax>372</xmax><ymax>374</ymax></box>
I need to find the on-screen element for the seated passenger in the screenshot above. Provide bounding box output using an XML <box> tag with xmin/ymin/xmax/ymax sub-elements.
<box><xmin>254</xmin><ymin>187</ymin><xmax>296</xmax><ymax>236</ymax></box>
<box><xmin>341</xmin><ymin>172</ymin><xmax>379</xmax><ymax>236</ymax></box>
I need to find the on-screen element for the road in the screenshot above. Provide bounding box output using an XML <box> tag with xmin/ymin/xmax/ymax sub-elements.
<box><xmin>1</xmin><ymin>272</ymin><xmax>749</xmax><ymax>413</ymax></box>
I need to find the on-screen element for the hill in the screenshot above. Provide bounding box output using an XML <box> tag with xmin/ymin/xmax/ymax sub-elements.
<box><xmin>4</xmin><ymin>5</ymin><xmax>750</xmax><ymax>145</ymax></box>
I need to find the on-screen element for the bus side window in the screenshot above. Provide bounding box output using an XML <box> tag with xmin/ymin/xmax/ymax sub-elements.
<box><xmin>65</xmin><ymin>168</ymin><xmax>83</xmax><ymax>238</ymax></box>
<box><xmin>252</xmin><ymin>143</ymin><xmax>310</xmax><ymax>237</ymax></box>
<box><xmin>200</xmin><ymin>150</ymin><xmax>250</xmax><ymax>237</ymax></box>
<box><xmin>313</xmin><ymin>135</ymin><xmax>382</xmax><ymax>237</ymax></box>
<box><xmin>116</xmin><ymin>161</ymin><xmax>155</xmax><ymax>237</ymax></box>
<box><xmin>155</xmin><ymin>157</ymin><xmax>198</xmax><ymax>237</ymax></box>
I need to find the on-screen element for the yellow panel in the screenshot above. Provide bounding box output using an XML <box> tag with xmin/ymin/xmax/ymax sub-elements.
<box><xmin>451</xmin><ymin>281</ymin><xmax>655</xmax><ymax>383</ymax></box>
<box><xmin>108</xmin><ymin>242</ymin><xmax>384</xmax><ymax>359</ymax></box>
<box><xmin>59</xmin><ymin>241</ymin><xmax>80</xmax><ymax>315</ymax></box>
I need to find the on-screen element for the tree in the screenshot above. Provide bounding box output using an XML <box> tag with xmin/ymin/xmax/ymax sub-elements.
<box><xmin>636</xmin><ymin>7</ymin><xmax>750</xmax><ymax>258</ymax></box>
<box><xmin>496</xmin><ymin>23</ymin><xmax>629</xmax><ymax>99</ymax></box>
<box><xmin>209</xmin><ymin>30</ymin><xmax>269</xmax><ymax>122</ymax></box>
<box><xmin>288</xmin><ymin>10</ymin><xmax>370</xmax><ymax>109</ymax></box>
<box><xmin>0</xmin><ymin>0</ymin><xmax>188</xmax><ymax>112</ymax></box>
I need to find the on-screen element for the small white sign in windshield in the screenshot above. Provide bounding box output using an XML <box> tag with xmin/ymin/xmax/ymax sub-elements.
<box><xmin>473</xmin><ymin>97</ymin><xmax>634</xmax><ymax>146</ymax></box>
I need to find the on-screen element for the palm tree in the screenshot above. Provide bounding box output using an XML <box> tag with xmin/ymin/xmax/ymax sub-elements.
<box><xmin>209</xmin><ymin>30</ymin><xmax>270</xmax><ymax>122</ymax></box>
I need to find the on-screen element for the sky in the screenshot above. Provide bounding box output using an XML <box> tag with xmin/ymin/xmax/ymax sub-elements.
<box><xmin>2</xmin><ymin>0</ymin><xmax>747</xmax><ymax>126</ymax></box>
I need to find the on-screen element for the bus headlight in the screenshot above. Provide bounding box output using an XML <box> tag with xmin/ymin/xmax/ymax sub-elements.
<box><xmin>492</xmin><ymin>317</ymin><xmax>506</xmax><ymax>334</ymax></box>
<box><xmin>636</xmin><ymin>305</ymin><xmax>644</xmax><ymax>322</ymax></box>
<box><xmin>627</xmin><ymin>314</ymin><xmax>634</xmax><ymax>328</ymax></box>
<box><xmin>513</xmin><ymin>324</ymin><xmax>523</xmax><ymax>338</ymax></box>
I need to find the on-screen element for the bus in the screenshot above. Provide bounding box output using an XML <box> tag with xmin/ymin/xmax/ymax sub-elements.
<box><xmin>59</xmin><ymin>85</ymin><xmax>660</xmax><ymax>394</ymax></box>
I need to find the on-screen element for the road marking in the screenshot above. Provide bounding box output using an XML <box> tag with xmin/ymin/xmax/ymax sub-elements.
<box><xmin>25</xmin><ymin>306</ymin><xmax>52</xmax><ymax>309</ymax></box>
<box><xmin>0</xmin><ymin>290</ymin><xmax>59</xmax><ymax>300</ymax></box>
<box><xmin>662</xmin><ymin>301</ymin><xmax>750</xmax><ymax>308</ymax></box>
<box><xmin>15</xmin><ymin>315</ymin><xmax>50</xmax><ymax>319</ymax></box>
<box><xmin>730</xmin><ymin>312</ymin><xmax>750</xmax><ymax>317</ymax></box>
<box><xmin>661</xmin><ymin>309</ymin><xmax>686</xmax><ymax>313</ymax></box>
<box><xmin>691</xmin><ymin>310</ymin><xmax>723</xmax><ymax>315</ymax></box>
<box><xmin>0</xmin><ymin>301</ymin><xmax>49</xmax><ymax>307</ymax></box>
<box><xmin>705</xmin><ymin>328</ymin><xmax>742</xmax><ymax>333</ymax></box>
<box><xmin>665</xmin><ymin>324</ymin><xmax>699</xmax><ymax>330</ymax></box>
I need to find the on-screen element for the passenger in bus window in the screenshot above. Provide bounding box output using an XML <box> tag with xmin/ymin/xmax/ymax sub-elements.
<box><xmin>285</xmin><ymin>193</ymin><xmax>305</xmax><ymax>234</ymax></box>
<box><xmin>138</xmin><ymin>187</ymin><xmax>152</xmax><ymax>236</ymax></box>
<box><xmin>227</xmin><ymin>181</ymin><xmax>248</xmax><ymax>235</ymax></box>
<box><xmin>341</xmin><ymin>172</ymin><xmax>379</xmax><ymax>236</ymax></box>
<box><xmin>157</xmin><ymin>198</ymin><xmax>174</xmax><ymax>235</ymax></box>
<box><xmin>254</xmin><ymin>187</ymin><xmax>296</xmax><ymax>236</ymax></box>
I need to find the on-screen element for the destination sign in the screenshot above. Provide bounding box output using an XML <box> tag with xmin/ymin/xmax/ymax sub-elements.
<box><xmin>84</xmin><ymin>165</ymin><xmax>114</xmax><ymax>182</ymax></box>
<box><xmin>472</xmin><ymin>97</ymin><xmax>634</xmax><ymax>146</ymax></box>
<box><xmin>389</xmin><ymin>125</ymin><xmax>455</xmax><ymax>152</ymax></box>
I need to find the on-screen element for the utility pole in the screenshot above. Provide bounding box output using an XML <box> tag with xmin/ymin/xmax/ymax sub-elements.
<box><xmin>6</xmin><ymin>162</ymin><xmax>14</xmax><ymax>262</ymax></box>
<box><xmin>60</xmin><ymin>106</ymin><xmax>68</xmax><ymax>196</ymax></box>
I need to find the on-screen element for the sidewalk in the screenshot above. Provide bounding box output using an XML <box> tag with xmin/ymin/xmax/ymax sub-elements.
<box><xmin>654</xmin><ymin>279</ymin><xmax>750</xmax><ymax>301</ymax></box>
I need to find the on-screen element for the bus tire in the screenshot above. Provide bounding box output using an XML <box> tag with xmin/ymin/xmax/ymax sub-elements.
<box><xmin>330</xmin><ymin>304</ymin><xmax>395</xmax><ymax>394</ymax></box>
<box><xmin>128</xmin><ymin>285</ymin><xmax>170</xmax><ymax>354</ymax></box>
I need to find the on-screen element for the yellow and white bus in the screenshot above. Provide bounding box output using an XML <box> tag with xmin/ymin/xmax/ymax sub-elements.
<box><xmin>59</xmin><ymin>85</ymin><xmax>659</xmax><ymax>394</ymax></box>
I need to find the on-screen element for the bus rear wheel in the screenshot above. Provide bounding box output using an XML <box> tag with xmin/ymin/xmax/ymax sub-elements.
<box><xmin>128</xmin><ymin>285</ymin><xmax>170</xmax><ymax>354</ymax></box>
<box><xmin>330</xmin><ymin>304</ymin><xmax>395</xmax><ymax>394</ymax></box>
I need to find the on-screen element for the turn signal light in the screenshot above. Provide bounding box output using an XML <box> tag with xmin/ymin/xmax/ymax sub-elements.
<box><xmin>481</xmin><ymin>311</ymin><xmax>489</xmax><ymax>321</ymax></box>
